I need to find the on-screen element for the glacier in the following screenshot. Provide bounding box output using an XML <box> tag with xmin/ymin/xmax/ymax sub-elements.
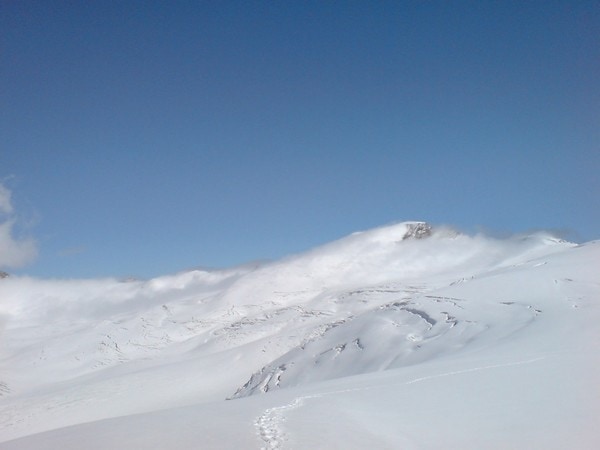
<box><xmin>0</xmin><ymin>222</ymin><xmax>598</xmax><ymax>449</ymax></box>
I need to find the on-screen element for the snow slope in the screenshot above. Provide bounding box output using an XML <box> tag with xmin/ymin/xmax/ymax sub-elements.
<box><xmin>0</xmin><ymin>222</ymin><xmax>598</xmax><ymax>449</ymax></box>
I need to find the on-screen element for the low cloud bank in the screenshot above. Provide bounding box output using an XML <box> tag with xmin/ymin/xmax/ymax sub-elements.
<box><xmin>0</xmin><ymin>182</ymin><xmax>37</xmax><ymax>270</ymax></box>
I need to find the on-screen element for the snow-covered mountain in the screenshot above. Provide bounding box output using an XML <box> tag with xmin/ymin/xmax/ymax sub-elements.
<box><xmin>0</xmin><ymin>222</ymin><xmax>598</xmax><ymax>449</ymax></box>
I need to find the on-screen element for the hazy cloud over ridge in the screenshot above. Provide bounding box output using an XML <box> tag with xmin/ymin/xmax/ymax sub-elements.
<box><xmin>0</xmin><ymin>183</ymin><xmax>37</xmax><ymax>269</ymax></box>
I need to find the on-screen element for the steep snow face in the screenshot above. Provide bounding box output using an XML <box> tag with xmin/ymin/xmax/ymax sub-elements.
<box><xmin>228</xmin><ymin>226</ymin><xmax>574</xmax><ymax>398</ymax></box>
<box><xmin>0</xmin><ymin>222</ymin><xmax>595</xmax><ymax>449</ymax></box>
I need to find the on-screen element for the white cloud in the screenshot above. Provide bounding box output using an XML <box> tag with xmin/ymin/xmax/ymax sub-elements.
<box><xmin>0</xmin><ymin>183</ymin><xmax>14</xmax><ymax>215</ymax></box>
<box><xmin>0</xmin><ymin>183</ymin><xmax>37</xmax><ymax>269</ymax></box>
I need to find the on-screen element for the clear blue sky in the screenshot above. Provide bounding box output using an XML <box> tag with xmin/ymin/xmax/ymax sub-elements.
<box><xmin>1</xmin><ymin>1</ymin><xmax>598</xmax><ymax>278</ymax></box>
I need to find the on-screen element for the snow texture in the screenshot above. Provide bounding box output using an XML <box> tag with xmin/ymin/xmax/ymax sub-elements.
<box><xmin>0</xmin><ymin>222</ymin><xmax>598</xmax><ymax>449</ymax></box>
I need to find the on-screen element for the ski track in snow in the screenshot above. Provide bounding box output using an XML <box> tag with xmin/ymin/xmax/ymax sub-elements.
<box><xmin>404</xmin><ymin>356</ymin><xmax>546</xmax><ymax>385</ymax></box>
<box><xmin>254</xmin><ymin>356</ymin><xmax>546</xmax><ymax>449</ymax></box>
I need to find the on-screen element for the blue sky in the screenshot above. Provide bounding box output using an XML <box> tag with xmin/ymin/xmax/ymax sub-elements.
<box><xmin>1</xmin><ymin>1</ymin><xmax>598</xmax><ymax>278</ymax></box>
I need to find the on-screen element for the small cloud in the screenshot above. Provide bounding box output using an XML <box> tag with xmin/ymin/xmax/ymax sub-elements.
<box><xmin>0</xmin><ymin>183</ymin><xmax>14</xmax><ymax>215</ymax></box>
<box><xmin>0</xmin><ymin>182</ymin><xmax>38</xmax><ymax>270</ymax></box>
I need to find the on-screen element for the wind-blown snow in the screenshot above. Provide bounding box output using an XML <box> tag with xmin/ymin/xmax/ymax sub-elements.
<box><xmin>0</xmin><ymin>222</ymin><xmax>598</xmax><ymax>449</ymax></box>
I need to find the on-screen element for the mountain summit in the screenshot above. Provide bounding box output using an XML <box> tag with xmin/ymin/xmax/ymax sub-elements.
<box><xmin>402</xmin><ymin>221</ymin><xmax>432</xmax><ymax>239</ymax></box>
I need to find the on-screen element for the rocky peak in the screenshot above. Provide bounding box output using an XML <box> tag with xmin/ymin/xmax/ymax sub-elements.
<box><xmin>402</xmin><ymin>222</ymin><xmax>432</xmax><ymax>240</ymax></box>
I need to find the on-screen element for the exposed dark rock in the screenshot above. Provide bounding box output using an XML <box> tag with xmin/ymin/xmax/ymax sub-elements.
<box><xmin>402</xmin><ymin>222</ymin><xmax>432</xmax><ymax>240</ymax></box>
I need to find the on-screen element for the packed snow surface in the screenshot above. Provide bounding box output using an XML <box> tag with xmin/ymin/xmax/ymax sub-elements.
<box><xmin>0</xmin><ymin>222</ymin><xmax>598</xmax><ymax>449</ymax></box>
